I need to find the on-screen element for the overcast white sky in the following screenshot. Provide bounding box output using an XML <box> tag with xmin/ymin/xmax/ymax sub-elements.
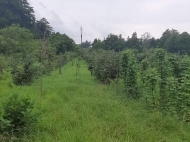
<box><xmin>28</xmin><ymin>0</ymin><xmax>190</xmax><ymax>43</ymax></box>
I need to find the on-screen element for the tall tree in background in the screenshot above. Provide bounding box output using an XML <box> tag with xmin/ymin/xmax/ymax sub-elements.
<box><xmin>81</xmin><ymin>40</ymin><xmax>91</xmax><ymax>48</ymax></box>
<box><xmin>159</xmin><ymin>29</ymin><xmax>190</xmax><ymax>55</ymax></box>
<box><xmin>35</xmin><ymin>18</ymin><xmax>54</xmax><ymax>39</ymax></box>
<box><xmin>159</xmin><ymin>29</ymin><xmax>179</xmax><ymax>48</ymax></box>
<box><xmin>176</xmin><ymin>32</ymin><xmax>190</xmax><ymax>55</ymax></box>
<box><xmin>0</xmin><ymin>0</ymin><xmax>35</xmax><ymax>30</ymax></box>
<box><xmin>104</xmin><ymin>34</ymin><xmax>125</xmax><ymax>52</ymax></box>
<box><xmin>126</xmin><ymin>32</ymin><xmax>141</xmax><ymax>51</ymax></box>
<box><xmin>92</xmin><ymin>38</ymin><xmax>105</xmax><ymax>50</ymax></box>
<box><xmin>49</xmin><ymin>32</ymin><xmax>75</xmax><ymax>55</ymax></box>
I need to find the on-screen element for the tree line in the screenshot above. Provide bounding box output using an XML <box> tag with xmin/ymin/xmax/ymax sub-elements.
<box><xmin>82</xmin><ymin>30</ymin><xmax>190</xmax><ymax>55</ymax></box>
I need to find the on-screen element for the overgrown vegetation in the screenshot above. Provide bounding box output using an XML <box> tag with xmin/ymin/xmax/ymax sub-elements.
<box><xmin>1</xmin><ymin>62</ymin><xmax>190</xmax><ymax>142</ymax></box>
<box><xmin>83</xmin><ymin>49</ymin><xmax>120</xmax><ymax>83</ymax></box>
<box><xmin>1</xmin><ymin>0</ymin><xmax>190</xmax><ymax>141</ymax></box>
<box><xmin>0</xmin><ymin>94</ymin><xmax>39</xmax><ymax>138</ymax></box>
<box><xmin>84</xmin><ymin>47</ymin><xmax>190</xmax><ymax>122</ymax></box>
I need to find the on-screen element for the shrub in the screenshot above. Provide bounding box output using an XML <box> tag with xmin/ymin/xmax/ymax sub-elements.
<box><xmin>121</xmin><ymin>49</ymin><xmax>139</xmax><ymax>99</ymax></box>
<box><xmin>83</xmin><ymin>49</ymin><xmax>120</xmax><ymax>83</ymax></box>
<box><xmin>11</xmin><ymin>61</ymin><xmax>36</xmax><ymax>85</ymax></box>
<box><xmin>0</xmin><ymin>94</ymin><xmax>39</xmax><ymax>136</ymax></box>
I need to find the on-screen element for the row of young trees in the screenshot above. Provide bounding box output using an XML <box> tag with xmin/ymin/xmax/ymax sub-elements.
<box><xmin>0</xmin><ymin>0</ymin><xmax>77</xmax><ymax>84</ymax></box>
<box><xmin>0</xmin><ymin>23</ymin><xmax>77</xmax><ymax>84</ymax></box>
<box><xmin>82</xmin><ymin>48</ymin><xmax>190</xmax><ymax>122</ymax></box>
<box><xmin>0</xmin><ymin>0</ymin><xmax>80</xmax><ymax>139</ymax></box>
<box><xmin>135</xmin><ymin>49</ymin><xmax>190</xmax><ymax>122</ymax></box>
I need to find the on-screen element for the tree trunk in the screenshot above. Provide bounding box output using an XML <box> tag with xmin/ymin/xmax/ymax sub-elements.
<box><xmin>0</xmin><ymin>65</ymin><xmax>3</xmax><ymax>74</ymax></box>
<box><xmin>59</xmin><ymin>64</ymin><xmax>62</xmax><ymax>74</ymax></box>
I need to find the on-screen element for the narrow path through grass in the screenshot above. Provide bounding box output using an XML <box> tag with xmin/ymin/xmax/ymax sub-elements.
<box><xmin>1</xmin><ymin>61</ymin><xmax>190</xmax><ymax>142</ymax></box>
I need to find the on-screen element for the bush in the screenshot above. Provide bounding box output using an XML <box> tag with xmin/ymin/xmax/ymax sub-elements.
<box><xmin>11</xmin><ymin>61</ymin><xmax>36</xmax><ymax>85</ymax></box>
<box><xmin>0</xmin><ymin>94</ymin><xmax>39</xmax><ymax>136</ymax></box>
<box><xmin>84</xmin><ymin>49</ymin><xmax>120</xmax><ymax>83</ymax></box>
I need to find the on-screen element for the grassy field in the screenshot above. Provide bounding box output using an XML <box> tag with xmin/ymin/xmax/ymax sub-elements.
<box><xmin>0</xmin><ymin>61</ymin><xmax>190</xmax><ymax>142</ymax></box>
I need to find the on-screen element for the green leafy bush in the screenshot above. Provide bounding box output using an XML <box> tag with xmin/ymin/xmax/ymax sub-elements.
<box><xmin>0</xmin><ymin>94</ymin><xmax>39</xmax><ymax>136</ymax></box>
<box><xmin>11</xmin><ymin>61</ymin><xmax>36</xmax><ymax>85</ymax></box>
<box><xmin>83</xmin><ymin>49</ymin><xmax>120</xmax><ymax>83</ymax></box>
<box><xmin>121</xmin><ymin>49</ymin><xmax>139</xmax><ymax>99</ymax></box>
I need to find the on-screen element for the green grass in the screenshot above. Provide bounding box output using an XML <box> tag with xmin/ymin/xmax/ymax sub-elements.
<box><xmin>1</xmin><ymin>61</ymin><xmax>190</xmax><ymax>142</ymax></box>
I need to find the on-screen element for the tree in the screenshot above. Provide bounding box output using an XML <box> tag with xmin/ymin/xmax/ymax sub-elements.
<box><xmin>0</xmin><ymin>0</ymin><xmax>35</xmax><ymax>30</ymax></box>
<box><xmin>141</xmin><ymin>32</ymin><xmax>157</xmax><ymax>49</ymax></box>
<box><xmin>0</xmin><ymin>24</ymin><xmax>39</xmax><ymax>57</ymax></box>
<box><xmin>126</xmin><ymin>32</ymin><xmax>141</xmax><ymax>51</ymax></box>
<box><xmin>102</xmin><ymin>34</ymin><xmax>125</xmax><ymax>52</ymax></box>
<box><xmin>176</xmin><ymin>32</ymin><xmax>190</xmax><ymax>55</ymax></box>
<box><xmin>159</xmin><ymin>29</ymin><xmax>179</xmax><ymax>48</ymax></box>
<box><xmin>92</xmin><ymin>38</ymin><xmax>105</xmax><ymax>49</ymax></box>
<box><xmin>48</xmin><ymin>32</ymin><xmax>75</xmax><ymax>55</ymax></box>
<box><xmin>160</xmin><ymin>29</ymin><xmax>190</xmax><ymax>55</ymax></box>
<box><xmin>35</xmin><ymin>18</ymin><xmax>54</xmax><ymax>39</ymax></box>
<box><xmin>81</xmin><ymin>40</ymin><xmax>91</xmax><ymax>48</ymax></box>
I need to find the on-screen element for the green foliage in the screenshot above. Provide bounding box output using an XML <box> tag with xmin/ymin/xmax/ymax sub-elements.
<box><xmin>92</xmin><ymin>38</ymin><xmax>105</xmax><ymax>50</ymax></box>
<box><xmin>84</xmin><ymin>47</ymin><xmax>190</xmax><ymax>122</ymax></box>
<box><xmin>0</xmin><ymin>94</ymin><xmax>39</xmax><ymax>136</ymax></box>
<box><xmin>34</xmin><ymin>18</ymin><xmax>54</xmax><ymax>39</ymax></box>
<box><xmin>136</xmin><ymin>48</ymin><xmax>190</xmax><ymax>122</ymax></box>
<box><xmin>93</xmin><ymin>50</ymin><xmax>119</xmax><ymax>83</ymax></box>
<box><xmin>49</xmin><ymin>32</ymin><xmax>75</xmax><ymax>55</ymax></box>
<box><xmin>166</xmin><ymin>77</ymin><xmax>178</xmax><ymax>115</ymax></box>
<box><xmin>0</xmin><ymin>55</ymin><xmax>5</xmax><ymax>74</ymax></box>
<box><xmin>11</xmin><ymin>61</ymin><xmax>36</xmax><ymax>85</ymax></box>
<box><xmin>159</xmin><ymin>29</ymin><xmax>190</xmax><ymax>55</ymax></box>
<box><xmin>81</xmin><ymin>40</ymin><xmax>91</xmax><ymax>48</ymax></box>
<box><xmin>143</xmin><ymin>68</ymin><xmax>160</xmax><ymax>110</ymax></box>
<box><xmin>0</xmin><ymin>24</ymin><xmax>40</xmax><ymax>57</ymax></box>
<box><xmin>177</xmin><ymin>65</ymin><xmax>190</xmax><ymax>122</ymax></box>
<box><xmin>83</xmin><ymin>49</ymin><xmax>120</xmax><ymax>83</ymax></box>
<box><xmin>0</xmin><ymin>0</ymin><xmax>35</xmax><ymax>30</ymax></box>
<box><xmin>104</xmin><ymin>34</ymin><xmax>125</xmax><ymax>52</ymax></box>
<box><xmin>0</xmin><ymin>60</ymin><xmax>190</xmax><ymax>141</ymax></box>
<box><xmin>126</xmin><ymin>32</ymin><xmax>142</xmax><ymax>51</ymax></box>
<box><xmin>122</xmin><ymin>49</ymin><xmax>139</xmax><ymax>99</ymax></box>
<box><xmin>153</xmin><ymin>49</ymin><xmax>171</xmax><ymax>111</ymax></box>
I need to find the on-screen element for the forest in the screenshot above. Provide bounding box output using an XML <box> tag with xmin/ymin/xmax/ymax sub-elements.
<box><xmin>0</xmin><ymin>0</ymin><xmax>190</xmax><ymax>141</ymax></box>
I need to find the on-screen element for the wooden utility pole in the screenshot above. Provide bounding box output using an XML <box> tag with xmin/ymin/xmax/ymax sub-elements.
<box><xmin>40</xmin><ymin>30</ymin><xmax>47</xmax><ymax>97</ymax></box>
<box><xmin>76</xmin><ymin>26</ymin><xmax>83</xmax><ymax>76</ymax></box>
<box><xmin>80</xmin><ymin>26</ymin><xmax>83</xmax><ymax>46</ymax></box>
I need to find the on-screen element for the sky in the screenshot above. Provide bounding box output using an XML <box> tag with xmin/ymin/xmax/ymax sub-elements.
<box><xmin>28</xmin><ymin>0</ymin><xmax>190</xmax><ymax>43</ymax></box>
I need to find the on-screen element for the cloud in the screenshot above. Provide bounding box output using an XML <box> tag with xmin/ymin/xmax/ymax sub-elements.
<box><xmin>28</xmin><ymin>0</ymin><xmax>190</xmax><ymax>43</ymax></box>
<box><xmin>38</xmin><ymin>2</ymin><xmax>46</xmax><ymax>9</ymax></box>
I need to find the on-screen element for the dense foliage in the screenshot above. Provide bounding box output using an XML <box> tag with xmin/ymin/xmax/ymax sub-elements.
<box><xmin>0</xmin><ymin>0</ymin><xmax>35</xmax><ymax>30</ymax></box>
<box><xmin>121</xmin><ymin>50</ymin><xmax>139</xmax><ymax>99</ymax></box>
<box><xmin>11</xmin><ymin>60</ymin><xmax>36</xmax><ymax>85</ymax></box>
<box><xmin>0</xmin><ymin>94</ymin><xmax>39</xmax><ymax>136</ymax></box>
<box><xmin>1</xmin><ymin>0</ymin><xmax>190</xmax><ymax>141</ymax></box>
<box><xmin>83</xmin><ymin>47</ymin><xmax>190</xmax><ymax>122</ymax></box>
<box><xmin>83</xmin><ymin>49</ymin><xmax>120</xmax><ymax>83</ymax></box>
<box><xmin>89</xmin><ymin>30</ymin><xmax>190</xmax><ymax>55</ymax></box>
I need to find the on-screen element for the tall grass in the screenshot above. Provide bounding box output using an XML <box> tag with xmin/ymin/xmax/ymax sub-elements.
<box><xmin>0</xmin><ymin>61</ymin><xmax>190</xmax><ymax>142</ymax></box>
